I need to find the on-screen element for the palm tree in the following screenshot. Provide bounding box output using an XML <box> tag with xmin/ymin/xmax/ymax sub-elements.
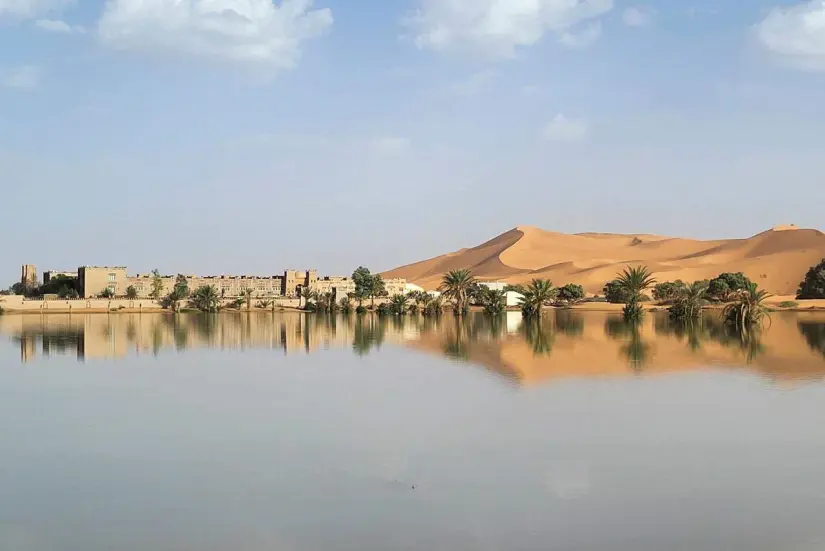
<box><xmin>616</xmin><ymin>265</ymin><xmax>656</xmax><ymax>321</ymax></box>
<box><xmin>478</xmin><ymin>287</ymin><xmax>507</xmax><ymax>315</ymax></box>
<box><xmin>723</xmin><ymin>282</ymin><xmax>771</xmax><ymax>332</ymax></box>
<box><xmin>339</xmin><ymin>296</ymin><xmax>353</xmax><ymax>314</ymax></box>
<box><xmin>668</xmin><ymin>280</ymin><xmax>709</xmax><ymax>321</ymax></box>
<box><xmin>423</xmin><ymin>293</ymin><xmax>444</xmax><ymax>317</ymax></box>
<box><xmin>300</xmin><ymin>287</ymin><xmax>316</xmax><ymax>310</ymax></box>
<box><xmin>440</xmin><ymin>269</ymin><xmax>477</xmax><ymax>315</ymax></box>
<box><xmin>189</xmin><ymin>285</ymin><xmax>221</xmax><ymax>313</ymax></box>
<box><xmin>514</xmin><ymin>279</ymin><xmax>556</xmax><ymax>318</ymax></box>
<box><xmin>389</xmin><ymin>294</ymin><xmax>408</xmax><ymax>315</ymax></box>
<box><xmin>241</xmin><ymin>288</ymin><xmax>254</xmax><ymax>311</ymax></box>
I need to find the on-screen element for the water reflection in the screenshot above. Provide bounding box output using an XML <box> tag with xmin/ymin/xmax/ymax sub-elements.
<box><xmin>3</xmin><ymin>310</ymin><xmax>825</xmax><ymax>384</ymax></box>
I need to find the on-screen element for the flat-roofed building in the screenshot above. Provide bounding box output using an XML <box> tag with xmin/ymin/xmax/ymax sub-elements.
<box><xmin>78</xmin><ymin>266</ymin><xmax>128</xmax><ymax>298</ymax></box>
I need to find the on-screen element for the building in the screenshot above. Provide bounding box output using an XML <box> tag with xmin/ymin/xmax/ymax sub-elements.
<box><xmin>21</xmin><ymin>263</ymin><xmax>406</xmax><ymax>302</ymax></box>
<box><xmin>78</xmin><ymin>266</ymin><xmax>129</xmax><ymax>298</ymax></box>
<box><xmin>384</xmin><ymin>278</ymin><xmax>408</xmax><ymax>297</ymax></box>
<box><xmin>315</xmin><ymin>276</ymin><xmax>357</xmax><ymax>301</ymax></box>
<box><xmin>283</xmin><ymin>270</ymin><xmax>318</xmax><ymax>298</ymax></box>
<box><xmin>21</xmin><ymin>265</ymin><xmax>37</xmax><ymax>287</ymax></box>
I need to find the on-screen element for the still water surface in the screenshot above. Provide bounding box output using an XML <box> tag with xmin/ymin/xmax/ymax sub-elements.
<box><xmin>2</xmin><ymin>311</ymin><xmax>825</xmax><ymax>551</ymax></box>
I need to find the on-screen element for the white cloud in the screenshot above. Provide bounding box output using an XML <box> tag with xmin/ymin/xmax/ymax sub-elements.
<box><xmin>0</xmin><ymin>0</ymin><xmax>69</xmax><ymax>19</ymax></box>
<box><xmin>622</xmin><ymin>6</ymin><xmax>652</xmax><ymax>27</ymax></box>
<box><xmin>34</xmin><ymin>18</ymin><xmax>80</xmax><ymax>32</ymax></box>
<box><xmin>404</xmin><ymin>0</ymin><xmax>613</xmax><ymax>58</ymax></box>
<box><xmin>371</xmin><ymin>136</ymin><xmax>411</xmax><ymax>156</ymax></box>
<box><xmin>541</xmin><ymin>113</ymin><xmax>588</xmax><ymax>142</ymax></box>
<box><xmin>97</xmin><ymin>0</ymin><xmax>333</xmax><ymax>68</ymax></box>
<box><xmin>449</xmin><ymin>70</ymin><xmax>495</xmax><ymax>96</ymax></box>
<box><xmin>1</xmin><ymin>65</ymin><xmax>42</xmax><ymax>89</ymax></box>
<box><xmin>558</xmin><ymin>21</ymin><xmax>602</xmax><ymax>48</ymax></box>
<box><xmin>756</xmin><ymin>0</ymin><xmax>825</xmax><ymax>71</ymax></box>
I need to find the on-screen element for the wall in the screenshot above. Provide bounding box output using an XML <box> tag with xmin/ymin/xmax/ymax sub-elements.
<box><xmin>79</xmin><ymin>266</ymin><xmax>128</xmax><ymax>298</ymax></box>
<box><xmin>0</xmin><ymin>295</ymin><xmax>304</xmax><ymax>312</ymax></box>
<box><xmin>126</xmin><ymin>275</ymin><xmax>285</xmax><ymax>299</ymax></box>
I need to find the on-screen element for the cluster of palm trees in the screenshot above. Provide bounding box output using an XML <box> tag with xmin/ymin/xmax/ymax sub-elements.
<box><xmin>610</xmin><ymin>264</ymin><xmax>771</xmax><ymax>334</ymax></box>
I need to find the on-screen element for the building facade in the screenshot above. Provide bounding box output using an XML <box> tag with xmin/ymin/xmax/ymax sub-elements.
<box><xmin>78</xmin><ymin>266</ymin><xmax>128</xmax><ymax>298</ymax></box>
<box><xmin>20</xmin><ymin>264</ymin><xmax>407</xmax><ymax>302</ymax></box>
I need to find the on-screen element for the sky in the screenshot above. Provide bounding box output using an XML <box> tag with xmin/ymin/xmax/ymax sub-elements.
<box><xmin>1</xmin><ymin>0</ymin><xmax>825</xmax><ymax>281</ymax></box>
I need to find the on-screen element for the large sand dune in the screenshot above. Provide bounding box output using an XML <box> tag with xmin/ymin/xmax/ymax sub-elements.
<box><xmin>383</xmin><ymin>225</ymin><xmax>825</xmax><ymax>295</ymax></box>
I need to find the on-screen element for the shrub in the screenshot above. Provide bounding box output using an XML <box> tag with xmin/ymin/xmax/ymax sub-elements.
<box><xmin>376</xmin><ymin>303</ymin><xmax>390</xmax><ymax>316</ymax></box>
<box><xmin>125</xmin><ymin>285</ymin><xmax>138</xmax><ymax>300</ymax></box>
<box><xmin>708</xmin><ymin>273</ymin><xmax>752</xmax><ymax>302</ymax></box>
<box><xmin>0</xmin><ymin>305</ymin><xmax>5</xmax><ymax>315</ymax></box>
<box><xmin>653</xmin><ymin>280</ymin><xmax>687</xmax><ymax>303</ymax></box>
<box><xmin>98</xmin><ymin>288</ymin><xmax>115</xmax><ymax>299</ymax></box>
<box><xmin>779</xmin><ymin>301</ymin><xmax>799</xmax><ymax>309</ymax></box>
<box><xmin>797</xmin><ymin>259</ymin><xmax>825</xmax><ymax>299</ymax></box>
<box><xmin>603</xmin><ymin>280</ymin><xmax>632</xmax><ymax>304</ymax></box>
<box><xmin>355</xmin><ymin>305</ymin><xmax>368</xmax><ymax>315</ymax></box>
<box><xmin>556</xmin><ymin>284</ymin><xmax>585</xmax><ymax>306</ymax></box>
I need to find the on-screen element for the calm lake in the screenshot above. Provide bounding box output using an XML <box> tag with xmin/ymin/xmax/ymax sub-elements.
<box><xmin>2</xmin><ymin>311</ymin><xmax>825</xmax><ymax>551</ymax></box>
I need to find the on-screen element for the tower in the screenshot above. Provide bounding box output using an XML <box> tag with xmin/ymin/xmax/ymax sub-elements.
<box><xmin>21</xmin><ymin>265</ymin><xmax>37</xmax><ymax>287</ymax></box>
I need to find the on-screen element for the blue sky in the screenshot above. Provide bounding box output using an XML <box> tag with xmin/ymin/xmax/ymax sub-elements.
<box><xmin>2</xmin><ymin>0</ymin><xmax>824</xmax><ymax>281</ymax></box>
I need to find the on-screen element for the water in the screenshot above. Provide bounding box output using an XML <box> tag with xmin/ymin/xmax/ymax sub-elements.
<box><xmin>2</xmin><ymin>311</ymin><xmax>825</xmax><ymax>551</ymax></box>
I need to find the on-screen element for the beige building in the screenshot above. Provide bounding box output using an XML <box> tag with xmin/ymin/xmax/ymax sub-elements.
<box><xmin>315</xmin><ymin>276</ymin><xmax>357</xmax><ymax>300</ymax></box>
<box><xmin>21</xmin><ymin>265</ymin><xmax>37</xmax><ymax>287</ymax></box>
<box><xmin>20</xmin><ymin>264</ymin><xmax>406</xmax><ymax>302</ymax></box>
<box><xmin>78</xmin><ymin>266</ymin><xmax>128</xmax><ymax>298</ymax></box>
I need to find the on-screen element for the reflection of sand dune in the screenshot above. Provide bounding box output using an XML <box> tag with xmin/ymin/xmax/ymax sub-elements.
<box><xmin>383</xmin><ymin>224</ymin><xmax>825</xmax><ymax>295</ymax></box>
<box><xmin>3</xmin><ymin>312</ymin><xmax>825</xmax><ymax>387</ymax></box>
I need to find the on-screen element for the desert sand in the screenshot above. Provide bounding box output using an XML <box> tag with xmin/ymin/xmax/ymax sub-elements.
<box><xmin>384</xmin><ymin>224</ymin><xmax>825</xmax><ymax>296</ymax></box>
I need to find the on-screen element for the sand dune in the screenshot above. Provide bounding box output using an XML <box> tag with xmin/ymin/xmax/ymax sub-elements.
<box><xmin>383</xmin><ymin>224</ymin><xmax>825</xmax><ymax>295</ymax></box>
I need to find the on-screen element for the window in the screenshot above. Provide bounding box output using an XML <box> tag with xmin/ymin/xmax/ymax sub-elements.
<box><xmin>108</xmin><ymin>273</ymin><xmax>117</xmax><ymax>282</ymax></box>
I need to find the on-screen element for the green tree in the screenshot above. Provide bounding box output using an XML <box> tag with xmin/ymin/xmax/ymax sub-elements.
<box><xmin>173</xmin><ymin>275</ymin><xmax>189</xmax><ymax>299</ymax></box>
<box><xmin>478</xmin><ymin>287</ymin><xmax>507</xmax><ymax>315</ymax></box>
<box><xmin>797</xmin><ymin>258</ymin><xmax>825</xmax><ymax>299</ymax></box>
<box><xmin>513</xmin><ymin>279</ymin><xmax>556</xmax><ymax>318</ymax></box>
<box><xmin>352</xmin><ymin>266</ymin><xmax>373</xmax><ymax>307</ymax></box>
<box><xmin>125</xmin><ymin>285</ymin><xmax>138</xmax><ymax>300</ymax></box>
<box><xmin>439</xmin><ymin>269</ymin><xmax>477</xmax><ymax>315</ymax></box>
<box><xmin>241</xmin><ymin>288</ymin><xmax>254</xmax><ymax>311</ymax></box>
<box><xmin>615</xmin><ymin>265</ymin><xmax>656</xmax><ymax>322</ymax></box>
<box><xmin>98</xmin><ymin>287</ymin><xmax>115</xmax><ymax>299</ymax></box>
<box><xmin>389</xmin><ymin>294</ymin><xmax>409</xmax><ymax>315</ymax></box>
<box><xmin>190</xmin><ymin>285</ymin><xmax>221</xmax><ymax>313</ymax></box>
<box><xmin>708</xmin><ymin>272</ymin><xmax>752</xmax><ymax>302</ymax></box>
<box><xmin>300</xmin><ymin>287</ymin><xmax>316</xmax><ymax>310</ymax></box>
<box><xmin>150</xmin><ymin>269</ymin><xmax>165</xmax><ymax>300</ymax></box>
<box><xmin>653</xmin><ymin>280</ymin><xmax>687</xmax><ymax>303</ymax></box>
<box><xmin>58</xmin><ymin>287</ymin><xmax>80</xmax><ymax>299</ymax></box>
<box><xmin>602</xmin><ymin>280</ymin><xmax>632</xmax><ymax>304</ymax></box>
<box><xmin>368</xmin><ymin>274</ymin><xmax>386</xmax><ymax>309</ymax></box>
<box><xmin>556</xmin><ymin>283</ymin><xmax>585</xmax><ymax>306</ymax></box>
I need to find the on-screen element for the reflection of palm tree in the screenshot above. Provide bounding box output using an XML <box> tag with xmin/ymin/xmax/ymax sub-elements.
<box><xmin>605</xmin><ymin>317</ymin><xmax>650</xmax><ymax>370</ymax></box>
<box><xmin>705</xmin><ymin>315</ymin><xmax>765</xmax><ymax>364</ymax></box>
<box><xmin>520</xmin><ymin>319</ymin><xmax>555</xmax><ymax>357</ymax></box>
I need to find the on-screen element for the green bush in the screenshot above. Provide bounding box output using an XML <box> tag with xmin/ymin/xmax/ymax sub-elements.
<box><xmin>603</xmin><ymin>280</ymin><xmax>632</xmax><ymax>304</ymax></box>
<box><xmin>556</xmin><ymin>284</ymin><xmax>585</xmax><ymax>305</ymax></box>
<box><xmin>708</xmin><ymin>273</ymin><xmax>752</xmax><ymax>302</ymax></box>
<box><xmin>355</xmin><ymin>305</ymin><xmax>368</xmax><ymax>315</ymax></box>
<box><xmin>797</xmin><ymin>259</ymin><xmax>825</xmax><ymax>299</ymax></box>
<box><xmin>779</xmin><ymin>301</ymin><xmax>799</xmax><ymax>309</ymax></box>
<box><xmin>652</xmin><ymin>280</ymin><xmax>687</xmax><ymax>303</ymax></box>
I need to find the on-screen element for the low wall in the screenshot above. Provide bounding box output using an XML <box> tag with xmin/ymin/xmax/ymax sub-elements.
<box><xmin>0</xmin><ymin>295</ymin><xmax>305</xmax><ymax>313</ymax></box>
